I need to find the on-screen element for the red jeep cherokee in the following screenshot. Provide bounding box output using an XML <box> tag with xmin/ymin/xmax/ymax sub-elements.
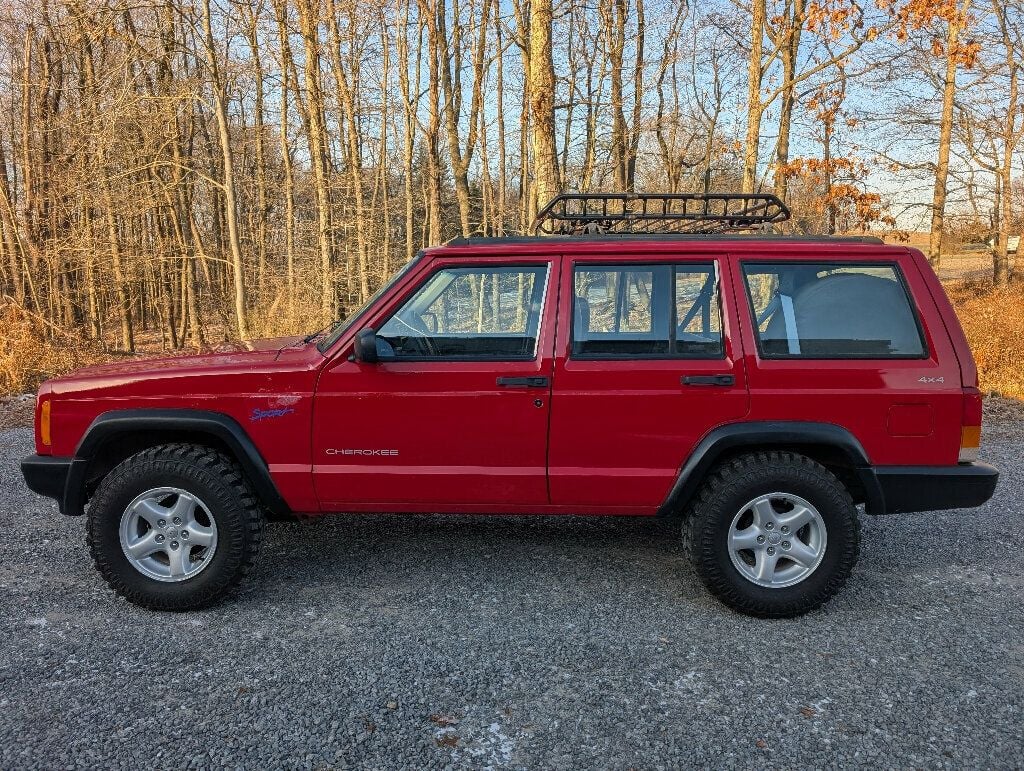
<box><xmin>20</xmin><ymin>194</ymin><xmax>999</xmax><ymax>617</ymax></box>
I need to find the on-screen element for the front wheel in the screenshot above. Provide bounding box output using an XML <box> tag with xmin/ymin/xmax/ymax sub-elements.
<box><xmin>87</xmin><ymin>444</ymin><xmax>265</xmax><ymax>610</ymax></box>
<box><xmin>685</xmin><ymin>451</ymin><xmax>860</xmax><ymax>618</ymax></box>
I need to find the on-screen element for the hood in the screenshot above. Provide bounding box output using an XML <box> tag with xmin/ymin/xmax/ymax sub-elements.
<box><xmin>47</xmin><ymin>335</ymin><xmax>311</xmax><ymax>396</ymax></box>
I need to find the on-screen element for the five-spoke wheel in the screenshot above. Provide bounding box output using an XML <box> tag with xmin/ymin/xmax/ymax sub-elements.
<box><xmin>119</xmin><ymin>488</ymin><xmax>218</xmax><ymax>582</ymax></box>
<box><xmin>727</xmin><ymin>493</ymin><xmax>827</xmax><ymax>588</ymax></box>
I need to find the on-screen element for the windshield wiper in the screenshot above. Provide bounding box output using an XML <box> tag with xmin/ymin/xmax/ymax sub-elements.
<box><xmin>303</xmin><ymin>319</ymin><xmax>344</xmax><ymax>344</ymax></box>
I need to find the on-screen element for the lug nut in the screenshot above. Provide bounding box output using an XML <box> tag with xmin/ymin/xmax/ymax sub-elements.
<box><xmin>158</xmin><ymin>519</ymin><xmax>166</xmax><ymax>527</ymax></box>
<box><xmin>173</xmin><ymin>517</ymin><xmax>182</xmax><ymax>525</ymax></box>
<box><xmin>781</xmin><ymin>526</ymin><xmax>790</xmax><ymax>534</ymax></box>
<box><xmin>181</xmin><ymin>530</ymin><xmax>190</xmax><ymax>539</ymax></box>
<box><xmin>155</xmin><ymin>534</ymin><xmax>165</xmax><ymax>543</ymax></box>
<box><xmin>767</xmin><ymin>546</ymin><xmax>776</xmax><ymax>556</ymax></box>
<box><xmin>782</xmin><ymin>541</ymin><xmax>791</xmax><ymax>549</ymax></box>
<box><xmin>765</xmin><ymin>522</ymin><xmax>774</xmax><ymax>530</ymax></box>
<box><xmin>170</xmin><ymin>541</ymin><xmax>179</xmax><ymax>549</ymax></box>
<box><xmin>756</xmin><ymin>535</ymin><xmax>766</xmax><ymax>544</ymax></box>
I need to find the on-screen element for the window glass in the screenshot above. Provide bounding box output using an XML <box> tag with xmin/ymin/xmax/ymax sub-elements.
<box><xmin>572</xmin><ymin>264</ymin><xmax>722</xmax><ymax>358</ymax></box>
<box><xmin>377</xmin><ymin>266</ymin><xmax>547</xmax><ymax>359</ymax></box>
<box><xmin>675</xmin><ymin>266</ymin><xmax>723</xmax><ymax>356</ymax></box>
<box><xmin>742</xmin><ymin>263</ymin><xmax>926</xmax><ymax>358</ymax></box>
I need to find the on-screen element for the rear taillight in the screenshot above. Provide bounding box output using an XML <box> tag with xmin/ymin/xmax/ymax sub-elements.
<box><xmin>959</xmin><ymin>387</ymin><xmax>983</xmax><ymax>462</ymax></box>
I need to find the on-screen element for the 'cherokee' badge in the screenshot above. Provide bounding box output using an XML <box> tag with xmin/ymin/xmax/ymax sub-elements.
<box><xmin>326</xmin><ymin>448</ymin><xmax>399</xmax><ymax>456</ymax></box>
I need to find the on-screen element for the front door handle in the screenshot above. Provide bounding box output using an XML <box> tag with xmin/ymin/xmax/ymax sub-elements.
<box><xmin>496</xmin><ymin>376</ymin><xmax>550</xmax><ymax>388</ymax></box>
<box><xmin>682</xmin><ymin>374</ymin><xmax>735</xmax><ymax>387</ymax></box>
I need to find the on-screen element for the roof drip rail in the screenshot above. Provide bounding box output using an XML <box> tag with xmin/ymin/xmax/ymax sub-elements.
<box><xmin>530</xmin><ymin>192</ymin><xmax>791</xmax><ymax>236</ymax></box>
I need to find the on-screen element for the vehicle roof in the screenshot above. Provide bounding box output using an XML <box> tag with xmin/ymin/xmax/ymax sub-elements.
<box><xmin>449</xmin><ymin>234</ymin><xmax>885</xmax><ymax>246</ymax></box>
<box><xmin>427</xmin><ymin>233</ymin><xmax>909</xmax><ymax>258</ymax></box>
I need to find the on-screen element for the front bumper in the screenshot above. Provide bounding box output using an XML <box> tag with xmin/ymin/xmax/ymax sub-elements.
<box><xmin>867</xmin><ymin>462</ymin><xmax>999</xmax><ymax>515</ymax></box>
<box><xmin>21</xmin><ymin>455</ymin><xmax>82</xmax><ymax>515</ymax></box>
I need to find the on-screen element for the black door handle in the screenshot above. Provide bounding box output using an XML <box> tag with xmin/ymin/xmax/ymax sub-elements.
<box><xmin>682</xmin><ymin>374</ymin><xmax>735</xmax><ymax>386</ymax></box>
<box><xmin>496</xmin><ymin>376</ymin><xmax>550</xmax><ymax>388</ymax></box>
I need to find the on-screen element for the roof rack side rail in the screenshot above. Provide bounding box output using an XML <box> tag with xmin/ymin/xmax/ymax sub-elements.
<box><xmin>530</xmin><ymin>192</ymin><xmax>791</xmax><ymax>236</ymax></box>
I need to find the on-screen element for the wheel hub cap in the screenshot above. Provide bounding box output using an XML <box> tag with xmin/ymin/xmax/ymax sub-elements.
<box><xmin>727</xmin><ymin>493</ymin><xmax>827</xmax><ymax>588</ymax></box>
<box><xmin>119</xmin><ymin>487</ymin><xmax>218</xmax><ymax>582</ymax></box>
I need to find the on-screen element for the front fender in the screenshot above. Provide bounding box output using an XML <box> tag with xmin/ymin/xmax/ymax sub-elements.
<box><xmin>59</xmin><ymin>409</ymin><xmax>290</xmax><ymax>517</ymax></box>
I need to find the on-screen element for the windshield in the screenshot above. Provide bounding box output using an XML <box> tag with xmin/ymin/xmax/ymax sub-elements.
<box><xmin>317</xmin><ymin>254</ymin><xmax>424</xmax><ymax>352</ymax></box>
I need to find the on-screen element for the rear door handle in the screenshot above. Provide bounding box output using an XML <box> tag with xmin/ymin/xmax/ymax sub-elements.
<box><xmin>682</xmin><ymin>374</ymin><xmax>735</xmax><ymax>386</ymax></box>
<box><xmin>496</xmin><ymin>376</ymin><xmax>550</xmax><ymax>388</ymax></box>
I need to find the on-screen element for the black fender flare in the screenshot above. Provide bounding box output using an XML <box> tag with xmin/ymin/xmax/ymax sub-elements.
<box><xmin>657</xmin><ymin>421</ymin><xmax>885</xmax><ymax>517</ymax></box>
<box><xmin>62</xmin><ymin>409</ymin><xmax>289</xmax><ymax>517</ymax></box>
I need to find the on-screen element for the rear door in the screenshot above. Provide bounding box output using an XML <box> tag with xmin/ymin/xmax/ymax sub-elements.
<box><xmin>547</xmin><ymin>252</ymin><xmax>749</xmax><ymax>511</ymax></box>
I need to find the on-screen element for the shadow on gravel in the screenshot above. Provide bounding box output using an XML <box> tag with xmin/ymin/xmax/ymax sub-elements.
<box><xmin>262</xmin><ymin>512</ymin><xmax>683</xmax><ymax>565</ymax></box>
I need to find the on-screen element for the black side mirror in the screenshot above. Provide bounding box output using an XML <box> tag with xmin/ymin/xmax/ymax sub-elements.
<box><xmin>352</xmin><ymin>327</ymin><xmax>379</xmax><ymax>363</ymax></box>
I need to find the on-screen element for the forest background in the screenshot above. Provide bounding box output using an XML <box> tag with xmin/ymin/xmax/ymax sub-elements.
<box><xmin>0</xmin><ymin>0</ymin><xmax>1022</xmax><ymax>398</ymax></box>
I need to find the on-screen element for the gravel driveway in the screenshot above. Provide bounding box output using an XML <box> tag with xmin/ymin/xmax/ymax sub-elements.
<box><xmin>2</xmin><ymin>417</ymin><xmax>1023</xmax><ymax>769</ymax></box>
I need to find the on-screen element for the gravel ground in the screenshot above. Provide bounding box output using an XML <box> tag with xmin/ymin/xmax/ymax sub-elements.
<box><xmin>1</xmin><ymin>416</ymin><xmax>1023</xmax><ymax>769</ymax></box>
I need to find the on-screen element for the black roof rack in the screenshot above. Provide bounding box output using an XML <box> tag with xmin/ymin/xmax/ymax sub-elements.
<box><xmin>531</xmin><ymin>192</ymin><xmax>790</xmax><ymax>235</ymax></box>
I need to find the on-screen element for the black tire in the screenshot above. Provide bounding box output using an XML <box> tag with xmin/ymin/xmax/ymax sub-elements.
<box><xmin>87</xmin><ymin>444</ymin><xmax>265</xmax><ymax>611</ymax></box>
<box><xmin>684</xmin><ymin>451</ymin><xmax>860</xmax><ymax>618</ymax></box>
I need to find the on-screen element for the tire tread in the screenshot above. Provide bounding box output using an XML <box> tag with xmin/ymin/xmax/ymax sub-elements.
<box><xmin>87</xmin><ymin>443</ymin><xmax>265</xmax><ymax>611</ymax></box>
<box><xmin>683</xmin><ymin>450</ymin><xmax>860</xmax><ymax>618</ymax></box>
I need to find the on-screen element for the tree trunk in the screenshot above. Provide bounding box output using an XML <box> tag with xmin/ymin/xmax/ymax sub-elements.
<box><xmin>742</xmin><ymin>0</ymin><xmax>766</xmax><ymax>193</ymax></box>
<box><xmin>773</xmin><ymin>0</ymin><xmax>804</xmax><ymax>203</ymax></box>
<box><xmin>992</xmin><ymin>0</ymin><xmax>1020</xmax><ymax>286</ymax></box>
<box><xmin>273</xmin><ymin>0</ymin><xmax>298</xmax><ymax>314</ymax></box>
<box><xmin>202</xmin><ymin>0</ymin><xmax>249</xmax><ymax>338</ymax></box>
<box><xmin>397</xmin><ymin>0</ymin><xmax>418</xmax><ymax>261</ymax></box>
<box><xmin>295</xmin><ymin>0</ymin><xmax>336</xmax><ymax>319</ymax></box>
<box><xmin>928</xmin><ymin>3</ymin><xmax>968</xmax><ymax>269</ymax></box>
<box><xmin>528</xmin><ymin>0</ymin><xmax>560</xmax><ymax>223</ymax></box>
<box><xmin>325</xmin><ymin>0</ymin><xmax>370</xmax><ymax>301</ymax></box>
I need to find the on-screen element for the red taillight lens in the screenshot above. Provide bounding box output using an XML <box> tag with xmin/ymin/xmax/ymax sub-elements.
<box><xmin>962</xmin><ymin>387</ymin><xmax>983</xmax><ymax>426</ymax></box>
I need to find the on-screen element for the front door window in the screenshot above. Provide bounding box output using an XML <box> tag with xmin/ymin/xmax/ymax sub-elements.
<box><xmin>377</xmin><ymin>266</ymin><xmax>548</xmax><ymax>360</ymax></box>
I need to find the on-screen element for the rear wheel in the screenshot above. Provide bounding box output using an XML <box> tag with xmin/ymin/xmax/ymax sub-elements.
<box><xmin>685</xmin><ymin>451</ymin><xmax>859</xmax><ymax>617</ymax></box>
<box><xmin>88</xmin><ymin>444</ymin><xmax>265</xmax><ymax>610</ymax></box>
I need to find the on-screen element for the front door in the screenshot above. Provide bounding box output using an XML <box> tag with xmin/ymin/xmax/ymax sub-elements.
<box><xmin>312</xmin><ymin>257</ymin><xmax>557</xmax><ymax>511</ymax></box>
<box><xmin>547</xmin><ymin>253</ymin><xmax>750</xmax><ymax>512</ymax></box>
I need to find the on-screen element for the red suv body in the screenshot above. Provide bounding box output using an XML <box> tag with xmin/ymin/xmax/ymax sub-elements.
<box><xmin>21</xmin><ymin>234</ymin><xmax>999</xmax><ymax>616</ymax></box>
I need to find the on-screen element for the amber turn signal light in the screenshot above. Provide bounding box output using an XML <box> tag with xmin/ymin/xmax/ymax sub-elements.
<box><xmin>959</xmin><ymin>425</ymin><xmax>981</xmax><ymax>463</ymax></box>
<box><xmin>40</xmin><ymin>399</ymin><xmax>51</xmax><ymax>446</ymax></box>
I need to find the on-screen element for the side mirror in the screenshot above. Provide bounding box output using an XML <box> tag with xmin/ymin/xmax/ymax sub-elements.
<box><xmin>352</xmin><ymin>327</ymin><xmax>379</xmax><ymax>363</ymax></box>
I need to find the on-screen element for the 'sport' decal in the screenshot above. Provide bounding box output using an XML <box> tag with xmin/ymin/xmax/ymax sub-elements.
<box><xmin>250</xmin><ymin>407</ymin><xmax>296</xmax><ymax>421</ymax></box>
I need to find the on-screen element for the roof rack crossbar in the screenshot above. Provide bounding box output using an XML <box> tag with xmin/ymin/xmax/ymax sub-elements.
<box><xmin>531</xmin><ymin>192</ymin><xmax>791</xmax><ymax>235</ymax></box>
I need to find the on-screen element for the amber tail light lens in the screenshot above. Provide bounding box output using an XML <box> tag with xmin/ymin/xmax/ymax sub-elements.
<box><xmin>959</xmin><ymin>388</ymin><xmax>983</xmax><ymax>463</ymax></box>
<box><xmin>40</xmin><ymin>399</ymin><xmax>51</xmax><ymax>447</ymax></box>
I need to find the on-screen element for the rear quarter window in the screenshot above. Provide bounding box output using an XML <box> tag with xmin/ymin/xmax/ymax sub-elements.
<box><xmin>742</xmin><ymin>262</ymin><xmax>927</xmax><ymax>359</ymax></box>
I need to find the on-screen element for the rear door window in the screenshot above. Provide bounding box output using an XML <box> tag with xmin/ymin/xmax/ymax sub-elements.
<box><xmin>742</xmin><ymin>263</ymin><xmax>926</xmax><ymax>358</ymax></box>
<box><xmin>572</xmin><ymin>263</ymin><xmax>723</xmax><ymax>358</ymax></box>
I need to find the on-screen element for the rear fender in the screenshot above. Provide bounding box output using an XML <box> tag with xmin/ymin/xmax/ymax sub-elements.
<box><xmin>658</xmin><ymin>421</ymin><xmax>884</xmax><ymax>516</ymax></box>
